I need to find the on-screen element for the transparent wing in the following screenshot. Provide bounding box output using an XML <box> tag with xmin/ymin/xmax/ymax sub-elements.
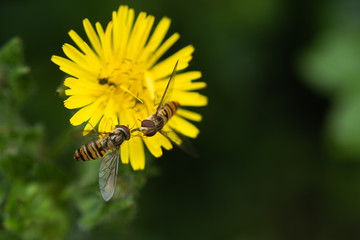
<box><xmin>154</xmin><ymin>60</ymin><xmax>178</xmax><ymax>117</ymax></box>
<box><xmin>161</xmin><ymin>129</ymin><xmax>199</xmax><ymax>158</ymax></box>
<box><xmin>98</xmin><ymin>150</ymin><xmax>120</xmax><ymax>201</ymax></box>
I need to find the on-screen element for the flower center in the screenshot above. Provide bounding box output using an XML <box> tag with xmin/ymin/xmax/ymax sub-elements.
<box><xmin>99</xmin><ymin>58</ymin><xmax>152</xmax><ymax>114</ymax></box>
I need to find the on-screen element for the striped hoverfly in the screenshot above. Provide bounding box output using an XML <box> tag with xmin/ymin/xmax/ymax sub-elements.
<box><xmin>132</xmin><ymin>60</ymin><xmax>198</xmax><ymax>157</ymax></box>
<box><xmin>74</xmin><ymin>125</ymin><xmax>130</xmax><ymax>201</ymax></box>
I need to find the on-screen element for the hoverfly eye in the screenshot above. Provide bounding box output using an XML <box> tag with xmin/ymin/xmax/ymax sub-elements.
<box><xmin>141</xmin><ymin>120</ymin><xmax>155</xmax><ymax>128</ymax></box>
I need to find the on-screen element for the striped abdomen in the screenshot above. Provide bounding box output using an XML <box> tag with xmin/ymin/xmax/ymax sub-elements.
<box><xmin>157</xmin><ymin>101</ymin><xmax>180</xmax><ymax>131</ymax></box>
<box><xmin>74</xmin><ymin>139</ymin><xmax>107</xmax><ymax>161</ymax></box>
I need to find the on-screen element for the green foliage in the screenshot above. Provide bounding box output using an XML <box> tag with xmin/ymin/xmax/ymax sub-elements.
<box><xmin>0</xmin><ymin>38</ymin><xmax>153</xmax><ymax>239</ymax></box>
<box><xmin>0</xmin><ymin>37</ymin><xmax>31</xmax><ymax>107</ymax></box>
<box><xmin>299</xmin><ymin>20</ymin><xmax>360</xmax><ymax>158</ymax></box>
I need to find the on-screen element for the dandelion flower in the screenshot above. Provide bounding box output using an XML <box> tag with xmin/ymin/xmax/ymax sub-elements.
<box><xmin>51</xmin><ymin>5</ymin><xmax>207</xmax><ymax>170</ymax></box>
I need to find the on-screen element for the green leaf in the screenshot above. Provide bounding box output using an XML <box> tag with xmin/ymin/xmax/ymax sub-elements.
<box><xmin>0</xmin><ymin>37</ymin><xmax>24</xmax><ymax>65</ymax></box>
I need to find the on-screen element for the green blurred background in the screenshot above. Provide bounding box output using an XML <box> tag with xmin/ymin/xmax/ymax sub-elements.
<box><xmin>2</xmin><ymin>0</ymin><xmax>360</xmax><ymax>239</ymax></box>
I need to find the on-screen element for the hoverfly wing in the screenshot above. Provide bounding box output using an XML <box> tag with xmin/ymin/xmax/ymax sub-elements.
<box><xmin>99</xmin><ymin>150</ymin><xmax>120</xmax><ymax>201</ymax></box>
<box><xmin>154</xmin><ymin>60</ymin><xmax>178</xmax><ymax>117</ymax></box>
<box><xmin>161</xmin><ymin>129</ymin><xmax>199</xmax><ymax>158</ymax></box>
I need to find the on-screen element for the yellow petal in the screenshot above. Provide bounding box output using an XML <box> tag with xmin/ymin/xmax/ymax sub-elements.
<box><xmin>146</xmin><ymin>33</ymin><xmax>180</xmax><ymax>68</ymax></box>
<box><xmin>176</xmin><ymin>82</ymin><xmax>207</xmax><ymax>91</ymax></box>
<box><xmin>103</xmin><ymin>21</ymin><xmax>114</xmax><ymax>62</ymax></box>
<box><xmin>64</xmin><ymin>95</ymin><xmax>96</xmax><ymax>109</ymax></box>
<box><xmin>114</xmin><ymin>6</ymin><xmax>134</xmax><ymax>58</ymax></box>
<box><xmin>69</xmin><ymin>98</ymin><xmax>103</xmax><ymax>126</ymax></box>
<box><xmin>139</xmin><ymin>17</ymin><xmax>171</xmax><ymax>62</ymax></box>
<box><xmin>172</xmin><ymin>91</ymin><xmax>208</xmax><ymax>107</ymax></box>
<box><xmin>126</xmin><ymin>12</ymin><xmax>146</xmax><ymax>57</ymax></box>
<box><xmin>143</xmin><ymin>136</ymin><xmax>163</xmax><ymax>158</ymax></box>
<box><xmin>62</xmin><ymin>44</ymin><xmax>93</xmax><ymax>73</ymax></box>
<box><xmin>156</xmin><ymin>80</ymin><xmax>207</xmax><ymax>92</ymax></box>
<box><xmin>168</xmin><ymin>115</ymin><xmax>199</xmax><ymax>138</ymax></box>
<box><xmin>150</xmin><ymin>45</ymin><xmax>194</xmax><ymax>79</ymax></box>
<box><xmin>174</xmin><ymin>71</ymin><xmax>202</xmax><ymax>84</ymax></box>
<box><xmin>157</xmin><ymin>132</ymin><xmax>173</xmax><ymax>150</ymax></box>
<box><xmin>51</xmin><ymin>55</ymin><xmax>94</xmax><ymax>80</ymax></box>
<box><xmin>83</xmin><ymin>19</ymin><xmax>104</xmax><ymax>59</ymax></box>
<box><xmin>144</xmin><ymin>71</ymin><xmax>155</xmax><ymax>100</ymax></box>
<box><xmin>83</xmin><ymin>103</ymin><xmax>105</xmax><ymax>136</ymax></box>
<box><xmin>68</xmin><ymin>30</ymin><xmax>102</xmax><ymax>67</ymax></box>
<box><xmin>177</xmin><ymin>108</ymin><xmax>202</xmax><ymax>122</ymax></box>
<box><xmin>64</xmin><ymin>77</ymin><xmax>98</xmax><ymax>90</ymax></box>
<box><xmin>138</xmin><ymin>16</ymin><xmax>155</xmax><ymax>54</ymax></box>
<box><xmin>143</xmin><ymin>132</ymin><xmax>173</xmax><ymax>158</ymax></box>
<box><xmin>164</xmin><ymin>129</ymin><xmax>182</xmax><ymax>146</ymax></box>
<box><xmin>112</xmin><ymin>8</ymin><xmax>120</xmax><ymax>55</ymax></box>
<box><xmin>64</xmin><ymin>77</ymin><xmax>102</xmax><ymax>96</ymax></box>
<box><xmin>129</xmin><ymin>136</ymin><xmax>145</xmax><ymax>170</ymax></box>
<box><xmin>103</xmin><ymin>93</ymin><xmax>118</xmax><ymax>121</ymax></box>
<box><xmin>119</xmin><ymin>106</ymin><xmax>139</xmax><ymax>128</ymax></box>
<box><xmin>120</xmin><ymin>140</ymin><xmax>129</xmax><ymax>164</ymax></box>
<box><xmin>98</xmin><ymin>116</ymin><xmax>116</xmax><ymax>134</ymax></box>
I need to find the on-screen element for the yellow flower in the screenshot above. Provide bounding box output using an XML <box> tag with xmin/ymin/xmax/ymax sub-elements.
<box><xmin>51</xmin><ymin>5</ymin><xmax>207</xmax><ymax>170</ymax></box>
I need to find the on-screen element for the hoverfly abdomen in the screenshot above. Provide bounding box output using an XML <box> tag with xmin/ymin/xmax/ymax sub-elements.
<box><xmin>157</xmin><ymin>101</ymin><xmax>180</xmax><ymax>129</ymax></box>
<box><xmin>74</xmin><ymin>139</ymin><xmax>106</xmax><ymax>161</ymax></box>
<box><xmin>161</xmin><ymin>101</ymin><xmax>180</xmax><ymax>121</ymax></box>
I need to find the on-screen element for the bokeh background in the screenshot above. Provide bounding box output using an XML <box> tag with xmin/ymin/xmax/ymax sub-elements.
<box><xmin>2</xmin><ymin>0</ymin><xmax>360</xmax><ymax>239</ymax></box>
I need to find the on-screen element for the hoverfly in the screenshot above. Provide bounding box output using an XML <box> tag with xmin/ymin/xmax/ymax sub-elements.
<box><xmin>132</xmin><ymin>60</ymin><xmax>198</xmax><ymax>157</ymax></box>
<box><xmin>74</xmin><ymin>125</ymin><xmax>130</xmax><ymax>201</ymax></box>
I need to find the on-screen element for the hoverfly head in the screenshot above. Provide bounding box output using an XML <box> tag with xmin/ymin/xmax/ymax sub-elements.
<box><xmin>140</xmin><ymin>120</ymin><xmax>156</xmax><ymax>137</ymax></box>
<box><xmin>116</xmin><ymin>125</ymin><xmax>131</xmax><ymax>140</ymax></box>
